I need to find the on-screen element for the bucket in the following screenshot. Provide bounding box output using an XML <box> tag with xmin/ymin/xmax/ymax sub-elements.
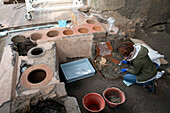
<box><xmin>103</xmin><ymin>85</ymin><xmax>125</xmax><ymax>107</ymax></box>
<box><xmin>82</xmin><ymin>93</ymin><xmax>105</xmax><ymax>112</ymax></box>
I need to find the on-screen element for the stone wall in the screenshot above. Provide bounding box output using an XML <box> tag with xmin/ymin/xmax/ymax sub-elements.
<box><xmin>11</xmin><ymin>83</ymin><xmax>80</xmax><ymax>113</ymax></box>
<box><xmin>89</xmin><ymin>0</ymin><xmax>170</xmax><ymax>28</ymax></box>
<box><xmin>89</xmin><ymin>0</ymin><xmax>125</xmax><ymax>11</ymax></box>
<box><xmin>143</xmin><ymin>0</ymin><xmax>170</xmax><ymax>27</ymax></box>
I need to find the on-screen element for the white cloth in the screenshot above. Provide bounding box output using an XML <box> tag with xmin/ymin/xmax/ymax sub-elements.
<box><xmin>123</xmin><ymin>80</ymin><xmax>133</xmax><ymax>86</ymax></box>
<box><xmin>128</xmin><ymin>44</ymin><xmax>141</xmax><ymax>61</ymax></box>
<box><xmin>138</xmin><ymin>71</ymin><xmax>165</xmax><ymax>83</ymax></box>
<box><xmin>134</xmin><ymin>44</ymin><xmax>164</xmax><ymax>66</ymax></box>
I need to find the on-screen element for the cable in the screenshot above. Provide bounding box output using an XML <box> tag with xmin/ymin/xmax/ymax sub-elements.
<box><xmin>13</xmin><ymin>4</ymin><xmax>26</xmax><ymax>10</ymax></box>
<box><xmin>13</xmin><ymin>0</ymin><xmax>26</xmax><ymax>10</ymax></box>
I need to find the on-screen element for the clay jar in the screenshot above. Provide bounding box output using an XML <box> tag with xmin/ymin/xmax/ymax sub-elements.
<box><xmin>27</xmin><ymin>46</ymin><xmax>46</xmax><ymax>58</ymax></box>
<box><xmin>30</xmin><ymin>32</ymin><xmax>42</xmax><ymax>44</ymax></box>
<box><xmin>20</xmin><ymin>64</ymin><xmax>53</xmax><ymax>89</ymax></box>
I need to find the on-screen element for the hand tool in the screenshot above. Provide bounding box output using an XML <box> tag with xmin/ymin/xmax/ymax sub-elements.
<box><xmin>118</xmin><ymin>57</ymin><xmax>127</xmax><ymax>66</ymax></box>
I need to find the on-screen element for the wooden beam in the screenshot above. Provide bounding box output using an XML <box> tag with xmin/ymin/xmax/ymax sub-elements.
<box><xmin>0</xmin><ymin>0</ymin><xmax>4</xmax><ymax>5</ymax></box>
<box><xmin>9</xmin><ymin>0</ymin><xmax>13</xmax><ymax>4</ymax></box>
<box><xmin>11</xmin><ymin>52</ymin><xmax>19</xmax><ymax>100</ymax></box>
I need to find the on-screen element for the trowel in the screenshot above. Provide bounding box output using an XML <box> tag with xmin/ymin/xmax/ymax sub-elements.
<box><xmin>118</xmin><ymin>57</ymin><xmax>127</xmax><ymax>66</ymax></box>
<box><xmin>0</xmin><ymin>24</ymin><xmax>59</xmax><ymax>37</ymax></box>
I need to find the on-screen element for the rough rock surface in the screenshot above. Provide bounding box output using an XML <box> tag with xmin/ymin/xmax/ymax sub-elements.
<box><xmin>90</xmin><ymin>0</ymin><xmax>125</xmax><ymax>11</ymax></box>
<box><xmin>143</xmin><ymin>0</ymin><xmax>170</xmax><ymax>27</ymax></box>
<box><xmin>11</xmin><ymin>83</ymin><xmax>69</xmax><ymax>113</ymax></box>
<box><xmin>90</xmin><ymin>0</ymin><xmax>170</xmax><ymax>30</ymax></box>
<box><xmin>63</xmin><ymin>97</ymin><xmax>81</xmax><ymax>113</ymax></box>
<box><xmin>117</xmin><ymin>0</ymin><xmax>151</xmax><ymax>20</ymax></box>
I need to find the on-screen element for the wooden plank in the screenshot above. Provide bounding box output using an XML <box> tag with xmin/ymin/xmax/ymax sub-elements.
<box><xmin>8</xmin><ymin>6</ymin><xmax>22</xmax><ymax>27</ymax></box>
<box><xmin>5</xmin><ymin>5</ymin><xmax>19</xmax><ymax>28</ymax></box>
<box><xmin>0</xmin><ymin>5</ymin><xmax>11</xmax><ymax>26</ymax></box>
<box><xmin>1</xmin><ymin>5</ymin><xmax>12</xmax><ymax>27</ymax></box>
<box><xmin>0</xmin><ymin>3</ymin><xmax>72</xmax><ymax>29</ymax></box>
<box><xmin>16</xmin><ymin>8</ymin><xmax>27</xmax><ymax>26</ymax></box>
<box><xmin>0</xmin><ymin>4</ymin><xmax>19</xmax><ymax>29</ymax></box>
<box><xmin>11</xmin><ymin>52</ymin><xmax>19</xmax><ymax>100</ymax></box>
<box><xmin>12</xmin><ymin>5</ymin><xmax>27</xmax><ymax>27</ymax></box>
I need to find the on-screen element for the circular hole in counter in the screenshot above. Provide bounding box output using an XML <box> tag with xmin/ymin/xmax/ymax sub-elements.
<box><xmin>93</xmin><ymin>26</ymin><xmax>102</xmax><ymax>31</ymax></box>
<box><xmin>28</xmin><ymin>69</ymin><xmax>46</xmax><ymax>84</ymax></box>
<box><xmin>86</xmin><ymin>20</ymin><xmax>95</xmax><ymax>24</ymax></box>
<box><xmin>30</xmin><ymin>32</ymin><xmax>42</xmax><ymax>41</ymax></box>
<box><xmin>63</xmin><ymin>29</ymin><xmax>73</xmax><ymax>35</ymax></box>
<box><xmin>27</xmin><ymin>47</ymin><xmax>45</xmax><ymax>58</ymax></box>
<box><xmin>31</xmin><ymin>47</ymin><xmax>43</xmax><ymax>55</ymax></box>
<box><xmin>47</xmin><ymin>30</ymin><xmax>59</xmax><ymax>37</ymax></box>
<box><xmin>78</xmin><ymin>28</ymin><xmax>89</xmax><ymax>33</ymax></box>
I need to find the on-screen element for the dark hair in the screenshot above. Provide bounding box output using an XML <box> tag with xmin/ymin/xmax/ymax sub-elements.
<box><xmin>118</xmin><ymin>41</ymin><xmax>134</xmax><ymax>57</ymax></box>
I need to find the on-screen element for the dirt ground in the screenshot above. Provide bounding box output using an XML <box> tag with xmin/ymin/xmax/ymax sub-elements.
<box><xmin>0</xmin><ymin>26</ymin><xmax>170</xmax><ymax>113</ymax></box>
<box><xmin>65</xmin><ymin>27</ymin><xmax>170</xmax><ymax>113</ymax></box>
<box><xmin>0</xmin><ymin>15</ymin><xmax>170</xmax><ymax>113</ymax></box>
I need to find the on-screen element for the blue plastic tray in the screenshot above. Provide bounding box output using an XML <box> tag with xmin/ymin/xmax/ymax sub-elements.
<box><xmin>60</xmin><ymin>58</ymin><xmax>95</xmax><ymax>83</ymax></box>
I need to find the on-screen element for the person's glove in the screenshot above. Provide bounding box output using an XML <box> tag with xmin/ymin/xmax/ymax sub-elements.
<box><xmin>121</xmin><ymin>68</ymin><xmax>127</xmax><ymax>73</ymax></box>
<box><xmin>121</xmin><ymin>60</ymin><xmax>128</xmax><ymax>64</ymax></box>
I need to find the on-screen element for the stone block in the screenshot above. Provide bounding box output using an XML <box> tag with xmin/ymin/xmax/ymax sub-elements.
<box><xmin>40</xmin><ymin>84</ymin><xmax>56</xmax><ymax>96</ymax></box>
<box><xmin>0</xmin><ymin>46</ymin><xmax>15</xmax><ymax>106</ymax></box>
<box><xmin>64</xmin><ymin>97</ymin><xmax>81</xmax><ymax>113</ymax></box>
<box><xmin>19</xmin><ymin>100</ymin><xmax>31</xmax><ymax>113</ymax></box>
<box><xmin>21</xmin><ymin>89</ymin><xmax>39</xmax><ymax>96</ymax></box>
<box><xmin>55</xmin><ymin>82</ymin><xmax>67</xmax><ymax>98</ymax></box>
<box><xmin>11</xmin><ymin>96</ymin><xmax>32</xmax><ymax>113</ymax></box>
<box><xmin>0</xmin><ymin>102</ymin><xmax>10</xmax><ymax>113</ymax></box>
<box><xmin>30</xmin><ymin>94</ymin><xmax>43</xmax><ymax>106</ymax></box>
<box><xmin>48</xmin><ymin>91</ymin><xmax>57</xmax><ymax>99</ymax></box>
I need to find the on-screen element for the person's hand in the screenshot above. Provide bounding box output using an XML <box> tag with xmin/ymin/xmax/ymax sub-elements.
<box><xmin>121</xmin><ymin>68</ymin><xmax>127</xmax><ymax>73</ymax></box>
<box><xmin>121</xmin><ymin>60</ymin><xmax>128</xmax><ymax>64</ymax></box>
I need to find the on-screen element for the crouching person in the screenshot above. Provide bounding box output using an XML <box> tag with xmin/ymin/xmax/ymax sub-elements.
<box><xmin>118</xmin><ymin>41</ymin><xmax>158</xmax><ymax>93</ymax></box>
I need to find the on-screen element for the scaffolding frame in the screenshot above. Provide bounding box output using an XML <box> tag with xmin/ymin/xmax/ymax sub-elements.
<box><xmin>25</xmin><ymin>0</ymin><xmax>84</xmax><ymax>20</ymax></box>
